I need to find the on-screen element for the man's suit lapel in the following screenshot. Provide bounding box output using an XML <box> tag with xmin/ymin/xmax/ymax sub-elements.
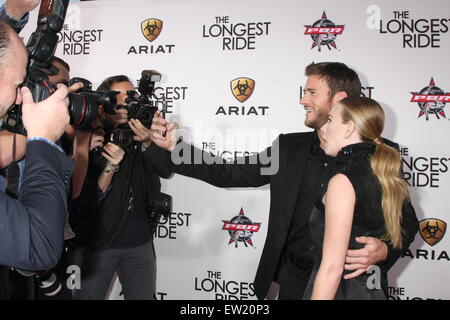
<box><xmin>283</xmin><ymin>132</ymin><xmax>315</xmax><ymax>228</ymax></box>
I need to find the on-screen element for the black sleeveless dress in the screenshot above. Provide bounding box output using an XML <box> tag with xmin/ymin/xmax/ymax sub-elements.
<box><xmin>303</xmin><ymin>142</ymin><xmax>387</xmax><ymax>300</ymax></box>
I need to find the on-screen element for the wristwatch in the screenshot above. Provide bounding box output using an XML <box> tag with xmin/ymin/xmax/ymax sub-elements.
<box><xmin>104</xmin><ymin>163</ymin><xmax>120</xmax><ymax>174</ymax></box>
<box><xmin>141</xmin><ymin>142</ymin><xmax>150</xmax><ymax>152</ymax></box>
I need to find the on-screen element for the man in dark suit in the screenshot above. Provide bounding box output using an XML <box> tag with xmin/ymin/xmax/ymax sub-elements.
<box><xmin>149</xmin><ymin>62</ymin><xmax>419</xmax><ymax>299</ymax></box>
<box><xmin>0</xmin><ymin>15</ymin><xmax>73</xmax><ymax>282</ymax></box>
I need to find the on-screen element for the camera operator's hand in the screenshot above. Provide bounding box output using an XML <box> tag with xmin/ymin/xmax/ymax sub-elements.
<box><xmin>129</xmin><ymin>118</ymin><xmax>152</xmax><ymax>147</ymax></box>
<box><xmin>5</xmin><ymin>0</ymin><xmax>40</xmax><ymax>20</ymax></box>
<box><xmin>68</xmin><ymin>81</ymin><xmax>84</xmax><ymax>93</ymax></box>
<box><xmin>150</xmin><ymin>110</ymin><xmax>178</xmax><ymax>152</ymax></box>
<box><xmin>97</xmin><ymin>142</ymin><xmax>124</xmax><ymax>192</ymax></box>
<box><xmin>101</xmin><ymin>142</ymin><xmax>125</xmax><ymax>167</ymax></box>
<box><xmin>90</xmin><ymin>128</ymin><xmax>105</xmax><ymax>151</ymax></box>
<box><xmin>21</xmin><ymin>85</ymin><xmax>70</xmax><ymax>142</ymax></box>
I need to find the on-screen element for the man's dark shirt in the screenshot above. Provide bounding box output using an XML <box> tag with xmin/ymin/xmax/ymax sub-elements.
<box><xmin>285</xmin><ymin>132</ymin><xmax>336</xmax><ymax>267</ymax></box>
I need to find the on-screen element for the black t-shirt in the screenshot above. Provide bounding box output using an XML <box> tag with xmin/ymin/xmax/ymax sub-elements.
<box><xmin>110</xmin><ymin>155</ymin><xmax>152</xmax><ymax>248</ymax></box>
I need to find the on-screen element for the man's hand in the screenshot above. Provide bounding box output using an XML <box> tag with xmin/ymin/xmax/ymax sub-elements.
<box><xmin>344</xmin><ymin>236</ymin><xmax>388</xmax><ymax>279</ymax></box>
<box><xmin>129</xmin><ymin>118</ymin><xmax>151</xmax><ymax>147</ymax></box>
<box><xmin>149</xmin><ymin>110</ymin><xmax>178</xmax><ymax>152</ymax></box>
<box><xmin>21</xmin><ymin>85</ymin><xmax>70</xmax><ymax>142</ymax></box>
<box><xmin>5</xmin><ymin>0</ymin><xmax>40</xmax><ymax>20</ymax></box>
<box><xmin>67</xmin><ymin>81</ymin><xmax>84</xmax><ymax>93</ymax></box>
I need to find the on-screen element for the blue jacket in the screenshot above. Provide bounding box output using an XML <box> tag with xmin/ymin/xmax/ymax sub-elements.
<box><xmin>0</xmin><ymin>141</ymin><xmax>74</xmax><ymax>270</ymax></box>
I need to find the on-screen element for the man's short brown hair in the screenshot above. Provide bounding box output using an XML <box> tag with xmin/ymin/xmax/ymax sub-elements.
<box><xmin>305</xmin><ymin>62</ymin><xmax>362</xmax><ymax>98</ymax></box>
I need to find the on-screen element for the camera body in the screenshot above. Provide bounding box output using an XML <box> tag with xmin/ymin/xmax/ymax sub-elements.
<box><xmin>5</xmin><ymin>69</ymin><xmax>55</xmax><ymax>135</ymax></box>
<box><xmin>109</xmin><ymin>70</ymin><xmax>161</xmax><ymax>152</ymax></box>
<box><xmin>5</xmin><ymin>0</ymin><xmax>115</xmax><ymax>135</ymax></box>
<box><xmin>5</xmin><ymin>0</ymin><xmax>69</xmax><ymax>135</ymax></box>
<box><xmin>147</xmin><ymin>192</ymin><xmax>172</xmax><ymax>236</ymax></box>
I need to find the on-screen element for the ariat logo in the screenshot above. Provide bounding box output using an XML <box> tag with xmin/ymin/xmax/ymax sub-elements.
<box><xmin>216</xmin><ymin>77</ymin><xmax>268</xmax><ymax>116</ymax></box>
<box><xmin>128</xmin><ymin>18</ymin><xmax>175</xmax><ymax>55</ymax></box>
<box><xmin>420</xmin><ymin>218</ymin><xmax>447</xmax><ymax>246</ymax></box>
<box><xmin>230</xmin><ymin>77</ymin><xmax>255</xmax><ymax>103</ymax></box>
<box><xmin>141</xmin><ymin>19</ymin><xmax>163</xmax><ymax>42</ymax></box>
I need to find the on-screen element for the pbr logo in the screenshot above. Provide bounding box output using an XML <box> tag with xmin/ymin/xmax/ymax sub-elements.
<box><xmin>419</xmin><ymin>218</ymin><xmax>447</xmax><ymax>246</ymax></box>
<box><xmin>304</xmin><ymin>11</ymin><xmax>345</xmax><ymax>51</ymax></box>
<box><xmin>230</xmin><ymin>77</ymin><xmax>255</xmax><ymax>102</ymax></box>
<box><xmin>141</xmin><ymin>19</ymin><xmax>163</xmax><ymax>42</ymax></box>
<box><xmin>410</xmin><ymin>78</ymin><xmax>449</xmax><ymax>120</ymax></box>
<box><xmin>222</xmin><ymin>208</ymin><xmax>261</xmax><ymax>248</ymax></box>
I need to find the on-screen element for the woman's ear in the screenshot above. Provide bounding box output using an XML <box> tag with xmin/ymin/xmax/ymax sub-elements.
<box><xmin>98</xmin><ymin>105</ymin><xmax>106</xmax><ymax>118</ymax></box>
<box><xmin>344</xmin><ymin>120</ymin><xmax>356</xmax><ymax>139</ymax></box>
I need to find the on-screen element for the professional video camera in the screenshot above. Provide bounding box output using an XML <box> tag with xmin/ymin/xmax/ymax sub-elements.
<box><xmin>109</xmin><ymin>70</ymin><xmax>161</xmax><ymax>152</ymax></box>
<box><xmin>5</xmin><ymin>0</ymin><xmax>117</xmax><ymax>134</ymax></box>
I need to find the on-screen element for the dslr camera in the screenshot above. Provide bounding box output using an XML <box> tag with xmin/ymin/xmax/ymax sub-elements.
<box><xmin>67</xmin><ymin>77</ymin><xmax>120</xmax><ymax>131</ymax></box>
<box><xmin>109</xmin><ymin>70</ymin><xmax>161</xmax><ymax>152</ymax></box>
<box><xmin>5</xmin><ymin>0</ymin><xmax>118</xmax><ymax>135</ymax></box>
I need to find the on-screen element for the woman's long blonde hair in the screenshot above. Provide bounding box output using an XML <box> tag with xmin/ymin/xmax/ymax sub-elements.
<box><xmin>339</xmin><ymin>97</ymin><xmax>409</xmax><ymax>249</ymax></box>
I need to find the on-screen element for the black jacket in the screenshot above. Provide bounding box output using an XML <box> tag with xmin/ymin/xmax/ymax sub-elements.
<box><xmin>159</xmin><ymin>132</ymin><xmax>419</xmax><ymax>299</ymax></box>
<box><xmin>70</xmin><ymin>143</ymin><xmax>171</xmax><ymax>249</ymax></box>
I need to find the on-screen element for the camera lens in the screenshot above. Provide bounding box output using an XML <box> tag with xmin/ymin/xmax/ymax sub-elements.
<box><xmin>67</xmin><ymin>92</ymin><xmax>99</xmax><ymax>131</ymax></box>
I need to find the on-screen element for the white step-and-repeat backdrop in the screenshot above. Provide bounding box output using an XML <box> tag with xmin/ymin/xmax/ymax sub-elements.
<box><xmin>20</xmin><ymin>0</ymin><xmax>450</xmax><ymax>300</ymax></box>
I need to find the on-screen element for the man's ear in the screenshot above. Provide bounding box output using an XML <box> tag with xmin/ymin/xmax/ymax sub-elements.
<box><xmin>332</xmin><ymin>91</ymin><xmax>348</xmax><ymax>104</ymax></box>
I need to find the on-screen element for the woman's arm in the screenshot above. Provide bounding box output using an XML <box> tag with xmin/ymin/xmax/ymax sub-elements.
<box><xmin>97</xmin><ymin>168</ymin><xmax>116</xmax><ymax>193</ymax></box>
<box><xmin>311</xmin><ymin>173</ymin><xmax>356</xmax><ymax>300</ymax></box>
<box><xmin>71</xmin><ymin>130</ymin><xmax>92</xmax><ymax>199</ymax></box>
<box><xmin>97</xmin><ymin>142</ymin><xmax>124</xmax><ymax>192</ymax></box>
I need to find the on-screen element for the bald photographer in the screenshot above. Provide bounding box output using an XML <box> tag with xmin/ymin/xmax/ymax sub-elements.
<box><xmin>0</xmin><ymin>0</ymin><xmax>74</xmax><ymax>298</ymax></box>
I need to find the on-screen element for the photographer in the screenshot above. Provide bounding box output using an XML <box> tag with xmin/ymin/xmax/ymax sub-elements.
<box><xmin>0</xmin><ymin>0</ymin><xmax>39</xmax><ymax>167</ymax></box>
<box><xmin>9</xmin><ymin>56</ymin><xmax>91</xmax><ymax>300</ymax></box>
<box><xmin>0</xmin><ymin>0</ymin><xmax>38</xmax><ymax>32</ymax></box>
<box><xmin>70</xmin><ymin>75</ymin><xmax>170</xmax><ymax>300</ymax></box>
<box><xmin>0</xmin><ymin>15</ymin><xmax>74</xmax><ymax>298</ymax></box>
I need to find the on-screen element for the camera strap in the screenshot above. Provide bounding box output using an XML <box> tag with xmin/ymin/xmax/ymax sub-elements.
<box><xmin>5</xmin><ymin>134</ymin><xmax>20</xmax><ymax>198</ymax></box>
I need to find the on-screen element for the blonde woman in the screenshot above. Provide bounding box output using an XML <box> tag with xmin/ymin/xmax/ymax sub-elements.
<box><xmin>303</xmin><ymin>97</ymin><xmax>410</xmax><ymax>300</ymax></box>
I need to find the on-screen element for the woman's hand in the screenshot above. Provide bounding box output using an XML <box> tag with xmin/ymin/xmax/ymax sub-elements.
<box><xmin>101</xmin><ymin>142</ymin><xmax>125</xmax><ymax>167</ymax></box>
<box><xmin>90</xmin><ymin>129</ymin><xmax>105</xmax><ymax>151</ymax></box>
